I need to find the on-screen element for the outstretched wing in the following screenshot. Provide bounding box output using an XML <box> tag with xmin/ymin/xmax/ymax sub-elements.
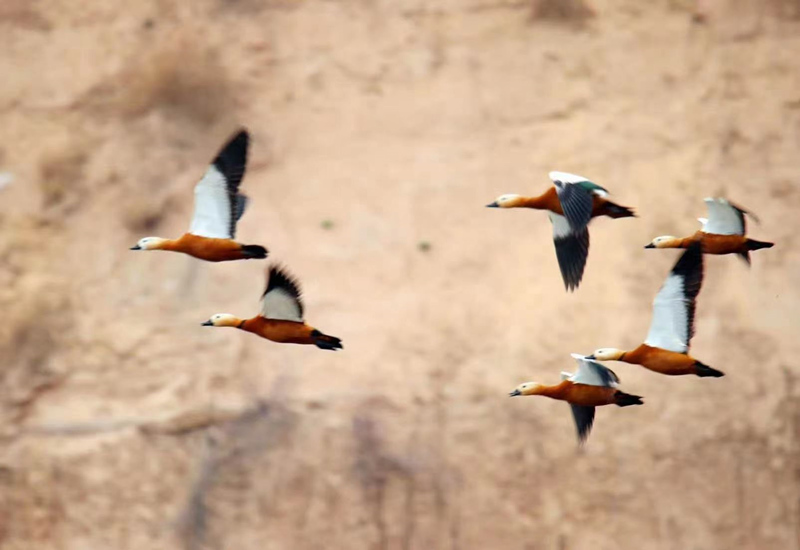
<box><xmin>549</xmin><ymin>212</ymin><xmax>590</xmax><ymax>291</ymax></box>
<box><xmin>569</xmin><ymin>404</ymin><xmax>596</xmax><ymax>444</ymax></box>
<box><xmin>189</xmin><ymin>129</ymin><xmax>250</xmax><ymax>239</ymax></box>
<box><xmin>701</xmin><ymin>198</ymin><xmax>749</xmax><ymax>236</ymax></box>
<box><xmin>260</xmin><ymin>265</ymin><xmax>304</xmax><ymax>322</ymax></box>
<box><xmin>644</xmin><ymin>241</ymin><xmax>704</xmax><ymax>353</ymax></box>
<box><xmin>549</xmin><ymin>171</ymin><xmax>595</xmax><ymax>233</ymax></box>
<box><xmin>569</xmin><ymin>354</ymin><xmax>620</xmax><ymax>387</ymax></box>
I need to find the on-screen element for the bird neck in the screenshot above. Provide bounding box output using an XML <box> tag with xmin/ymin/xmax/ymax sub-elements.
<box><xmin>534</xmin><ymin>381</ymin><xmax>571</xmax><ymax>399</ymax></box>
<box><xmin>513</xmin><ymin>193</ymin><xmax>549</xmax><ymax>209</ymax></box>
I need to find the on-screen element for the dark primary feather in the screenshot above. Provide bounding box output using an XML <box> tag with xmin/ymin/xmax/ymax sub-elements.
<box><xmin>234</xmin><ymin>194</ymin><xmax>248</xmax><ymax>224</ymax></box>
<box><xmin>728</xmin><ymin>200</ymin><xmax>758</xmax><ymax>233</ymax></box>
<box><xmin>589</xmin><ymin>361</ymin><xmax>620</xmax><ymax>387</ymax></box>
<box><xmin>670</xmin><ymin>240</ymin><xmax>704</xmax><ymax>346</ymax></box>
<box><xmin>554</xmin><ymin>182</ymin><xmax>594</xmax><ymax>232</ymax></box>
<box><xmin>212</xmin><ymin>129</ymin><xmax>250</xmax><ymax>238</ymax></box>
<box><xmin>553</xmin><ymin>227</ymin><xmax>590</xmax><ymax>291</ymax></box>
<box><xmin>569</xmin><ymin>404</ymin><xmax>596</xmax><ymax>444</ymax></box>
<box><xmin>263</xmin><ymin>265</ymin><xmax>304</xmax><ymax>319</ymax></box>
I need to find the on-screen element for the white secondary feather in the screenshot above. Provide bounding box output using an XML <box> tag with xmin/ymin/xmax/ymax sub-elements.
<box><xmin>644</xmin><ymin>273</ymin><xmax>690</xmax><ymax>353</ymax></box>
<box><xmin>569</xmin><ymin>354</ymin><xmax>619</xmax><ymax>387</ymax></box>
<box><xmin>548</xmin><ymin>212</ymin><xmax>573</xmax><ymax>239</ymax></box>
<box><xmin>549</xmin><ymin>171</ymin><xmax>589</xmax><ymax>185</ymax></box>
<box><xmin>260</xmin><ymin>287</ymin><xmax>303</xmax><ymax>322</ymax></box>
<box><xmin>701</xmin><ymin>198</ymin><xmax>744</xmax><ymax>236</ymax></box>
<box><xmin>189</xmin><ymin>165</ymin><xmax>233</xmax><ymax>239</ymax></box>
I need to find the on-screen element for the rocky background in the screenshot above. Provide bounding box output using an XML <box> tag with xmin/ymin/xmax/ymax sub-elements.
<box><xmin>1</xmin><ymin>0</ymin><xmax>799</xmax><ymax>548</ymax></box>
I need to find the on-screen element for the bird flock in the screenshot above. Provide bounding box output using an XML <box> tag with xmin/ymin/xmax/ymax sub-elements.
<box><xmin>490</xmin><ymin>172</ymin><xmax>773</xmax><ymax>443</ymax></box>
<box><xmin>131</xmin><ymin>128</ymin><xmax>774</xmax><ymax>445</ymax></box>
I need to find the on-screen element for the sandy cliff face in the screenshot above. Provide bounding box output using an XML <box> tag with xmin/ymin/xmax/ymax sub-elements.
<box><xmin>1</xmin><ymin>1</ymin><xmax>799</xmax><ymax>548</ymax></box>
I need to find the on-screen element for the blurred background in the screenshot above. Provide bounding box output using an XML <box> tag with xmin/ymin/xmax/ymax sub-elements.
<box><xmin>1</xmin><ymin>0</ymin><xmax>799</xmax><ymax>548</ymax></box>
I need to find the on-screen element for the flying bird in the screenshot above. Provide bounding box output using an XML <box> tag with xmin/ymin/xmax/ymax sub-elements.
<box><xmin>509</xmin><ymin>353</ymin><xmax>643</xmax><ymax>444</ymax></box>
<box><xmin>487</xmin><ymin>171</ymin><xmax>635</xmax><ymax>291</ymax></box>
<box><xmin>130</xmin><ymin>129</ymin><xmax>268</xmax><ymax>262</ymax></box>
<box><xmin>586</xmin><ymin>241</ymin><xmax>723</xmax><ymax>377</ymax></box>
<box><xmin>645</xmin><ymin>198</ymin><xmax>773</xmax><ymax>264</ymax></box>
<box><xmin>202</xmin><ymin>265</ymin><xmax>342</xmax><ymax>350</ymax></box>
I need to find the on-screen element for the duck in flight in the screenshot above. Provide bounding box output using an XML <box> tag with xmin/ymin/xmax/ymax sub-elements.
<box><xmin>586</xmin><ymin>241</ymin><xmax>723</xmax><ymax>377</ymax></box>
<box><xmin>202</xmin><ymin>265</ymin><xmax>342</xmax><ymax>350</ymax></box>
<box><xmin>509</xmin><ymin>354</ymin><xmax>643</xmax><ymax>444</ymax></box>
<box><xmin>487</xmin><ymin>171</ymin><xmax>635</xmax><ymax>291</ymax></box>
<box><xmin>130</xmin><ymin>129</ymin><xmax>268</xmax><ymax>262</ymax></box>
<box><xmin>645</xmin><ymin>198</ymin><xmax>773</xmax><ymax>264</ymax></box>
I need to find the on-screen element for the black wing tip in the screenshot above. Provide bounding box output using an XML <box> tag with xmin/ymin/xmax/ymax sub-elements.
<box><xmin>227</xmin><ymin>128</ymin><xmax>250</xmax><ymax>149</ymax></box>
<box><xmin>554</xmin><ymin>228</ymin><xmax>590</xmax><ymax>292</ymax></box>
<box><xmin>217</xmin><ymin>129</ymin><xmax>249</xmax><ymax>159</ymax></box>
<box><xmin>212</xmin><ymin>128</ymin><xmax>250</xmax><ymax>187</ymax></box>
<box><xmin>727</xmin><ymin>199</ymin><xmax>759</xmax><ymax>224</ymax></box>
<box><xmin>604</xmin><ymin>366</ymin><xmax>621</xmax><ymax>385</ymax></box>
<box><xmin>265</xmin><ymin>264</ymin><xmax>303</xmax><ymax>299</ymax></box>
<box><xmin>570</xmin><ymin>405</ymin><xmax>596</xmax><ymax>445</ymax></box>
<box><xmin>672</xmin><ymin>240</ymin><xmax>703</xmax><ymax>278</ymax></box>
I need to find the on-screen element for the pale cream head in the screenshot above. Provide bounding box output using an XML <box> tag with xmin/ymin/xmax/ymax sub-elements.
<box><xmin>588</xmin><ymin>348</ymin><xmax>626</xmax><ymax>361</ymax></box>
<box><xmin>130</xmin><ymin>237</ymin><xmax>168</xmax><ymax>251</ymax></box>
<box><xmin>645</xmin><ymin>236</ymin><xmax>681</xmax><ymax>249</ymax></box>
<box><xmin>488</xmin><ymin>194</ymin><xmax>522</xmax><ymax>208</ymax></box>
<box><xmin>509</xmin><ymin>381</ymin><xmax>543</xmax><ymax>397</ymax></box>
<box><xmin>202</xmin><ymin>313</ymin><xmax>241</xmax><ymax>328</ymax></box>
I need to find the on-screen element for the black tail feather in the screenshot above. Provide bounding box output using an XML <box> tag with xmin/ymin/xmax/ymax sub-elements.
<box><xmin>614</xmin><ymin>391</ymin><xmax>644</xmax><ymax>407</ymax></box>
<box><xmin>311</xmin><ymin>330</ymin><xmax>343</xmax><ymax>351</ymax></box>
<box><xmin>695</xmin><ymin>361</ymin><xmax>724</xmax><ymax>378</ymax></box>
<box><xmin>605</xmin><ymin>201</ymin><xmax>637</xmax><ymax>219</ymax></box>
<box><xmin>746</xmin><ymin>239</ymin><xmax>774</xmax><ymax>251</ymax></box>
<box><xmin>241</xmin><ymin>244</ymin><xmax>268</xmax><ymax>259</ymax></box>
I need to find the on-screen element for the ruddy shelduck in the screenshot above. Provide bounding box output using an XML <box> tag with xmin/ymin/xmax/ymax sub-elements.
<box><xmin>645</xmin><ymin>198</ymin><xmax>773</xmax><ymax>264</ymax></box>
<box><xmin>487</xmin><ymin>171</ymin><xmax>635</xmax><ymax>291</ymax></box>
<box><xmin>202</xmin><ymin>265</ymin><xmax>343</xmax><ymax>350</ymax></box>
<box><xmin>509</xmin><ymin>354</ymin><xmax>643</xmax><ymax>444</ymax></box>
<box><xmin>130</xmin><ymin>129</ymin><xmax>268</xmax><ymax>262</ymax></box>
<box><xmin>587</xmin><ymin>241</ymin><xmax>723</xmax><ymax>377</ymax></box>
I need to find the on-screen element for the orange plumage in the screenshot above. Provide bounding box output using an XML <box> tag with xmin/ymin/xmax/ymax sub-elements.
<box><xmin>514</xmin><ymin>187</ymin><xmax>635</xmax><ymax>219</ymax></box>
<box><xmin>530</xmin><ymin>380</ymin><xmax>620</xmax><ymax>407</ymax></box>
<box><xmin>616</xmin><ymin>344</ymin><xmax>705</xmax><ymax>376</ymax></box>
<box><xmin>202</xmin><ymin>265</ymin><xmax>342</xmax><ymax>351</ymax></box>
<box><xmin>161</xmin><ymin>233</ymin><xmax>264</xmax><ymax>262</ymax></box>
<box><xmin>130</xmin><ymin>129</ymin><xmax>268</xmax><ymax>263</ymax></box>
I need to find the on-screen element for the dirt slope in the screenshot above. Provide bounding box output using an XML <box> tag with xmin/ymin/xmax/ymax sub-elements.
<box><xmin>0</xmin><ymin>1</ymin><xmax>799</xmax><ymax>549</ymax></box>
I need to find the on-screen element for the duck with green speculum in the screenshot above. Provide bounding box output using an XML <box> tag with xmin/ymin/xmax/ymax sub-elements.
<box><xmin>644</xmin><ymin>197</ymin><xmax>773</xmax><ymax>264</ymax></box>
<box><xmin>509</xmin><ymin>353</ymin><xmax>644</xmax><ymax>445</ymax></box>
<box><xmin>486</xmin><ymin>171</ymin><xmax>636</xmax><ymax>291</ymax></box>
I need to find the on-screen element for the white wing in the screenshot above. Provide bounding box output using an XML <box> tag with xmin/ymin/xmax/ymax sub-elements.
<box><xmin>644</xmin><ymin>273</ymin><xmax>690</xmax><ymax>353</ymax></box>
<box><xmin>549</xmin><ymin>171</ymin><xmax>590</xmax><ymax>185</ymax></box>
<box><xmin>702</xmin><ymin>198</ymin><xmax>745</xmax><ymax>235</ymax></box>
<box><xmin>189</xmin><ymin>165</ymin><xmax>234</xmax><ymax>239</ymax></box>
<box><xmin>260</xmin><ymin>288</ymin><xmax>303</xmax><ymax>322</ymax></box>
<box><xmin>569</xmin><ymin>354</ymin><xmax>620</xmax><ymax>387</ymax></box>
<box><xmin>549</xmin><ymin>212</ymin><xmax>571</xmax><ymax>239</ymax></box>
<box><xmin>259</xmin><ymin>266</ymin><xmax>304</xmax><ymax>322</ymax></box>
<box><xmin>549</xmin><ymin>170</ymin><xmax>608</xmax><ymax>197</ymax></box>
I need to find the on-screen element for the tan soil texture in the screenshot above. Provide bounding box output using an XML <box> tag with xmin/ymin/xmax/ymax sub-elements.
<box><xmin>1</xmin><ymin>1</ymin><xmax>800</xmax><ymax>549</ymax></box>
